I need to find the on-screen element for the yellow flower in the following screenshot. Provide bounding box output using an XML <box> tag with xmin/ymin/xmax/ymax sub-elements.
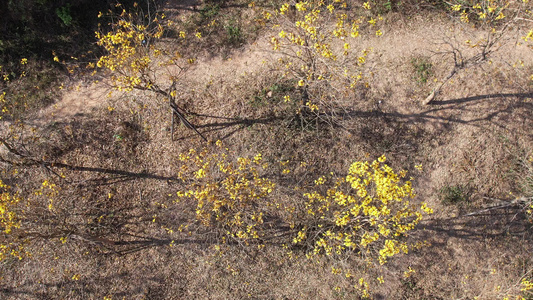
<box><xmin>298</xmin><ymin>80</ymin><xmax>305</xmax><ymax>86</ymax></box>
<box><xmin>404</xmin><ymin>267</ymin><xmax>415</xmax><ymax>278</ymax></box>
<box><xmin>20</xmin><ymin>58</ymin><xmax>28</xmax><ymax>65</ymax></box>
<box><xmin>195</xmin><ymin>32</ymin><xmax>202</xmax><ymax>39</ymax></box>
<box><xmin>495</xmin><ymin>12</ymin><xmax>505</xmax><ymax>20</ymax></box>
<box><xmin>295</xmin><ymin>2</ymin><xmax>307</xmax><ymax>11</ymax></box>
<box><xmin>421</xmin><ymin>202</ymin><xmax>433</xmax><ymax>214</ymax></box>
<box><xmin>306</xmin><ymin>101</ymin><xmax>318</xmax><ymax>111</ymax></box>
<box><xmin>460</xmin><ymin>11</ymin><xmax>469</xmax><ymax>23</ymax></box>
<box><xmin>363</xmin><ymin>2</ymin><xmax>371</xmax><ymax>9</ymax></box>
<box><xmin>279</xmin><ymin>3</ymin><xmax>289</xmax><ymax>14</ymax></box>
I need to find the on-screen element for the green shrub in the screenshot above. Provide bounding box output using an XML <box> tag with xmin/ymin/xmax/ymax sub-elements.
<box><xmin>411</xmin><ymin>56</ymin><xmax>433</xmax><ymax>84</ymax></box>
<box><xmin>439</xmin><ymin>184</ymin><xmax>470</xmax><ymax>205</ymax></box>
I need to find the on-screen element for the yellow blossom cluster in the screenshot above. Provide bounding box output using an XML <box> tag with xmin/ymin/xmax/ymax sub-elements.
<box><xmin>295</xmin><ymin>155</ymin><xmax>432</xmax><ymax>265</ymax></box>
<box><xmin>0</xmin><ymin>180</ymin><xmax>25</xmax><ymax>261</ymax></box>
<box><xmin>522</xmin><ymin>278</ymin><xmax>533</xmax><ymax>296</ymax></box>
<box><xmin>95</xmin><ymin>15</ymin><xmax>154</xmax><ymax>92</ymax></box>
<box><xmin>0</xmin><ymin>178</ymin><xmax>63</xmax><ymax>262</ymax></box>
<box><xmin>502</xmin><ymin>277</ymin><xmax>533</xmax><ymax>299</ymax></box>
<box><xmin>448</xmin><ymin>0</ymin><xmax>514</xmax><ymax>23</ymax></box>
<box><xmin>0</xmin><ymin>91</ymin><xmax>7</xmax><ymax>119</ymax></box>
<box><xmin>34</xmin><ymin>179</ymin><xmax>60</xmax><ymax>211</ymax></box>
<box><xmin>175</xmin><ymin>141</ymin><xmax>275</xmax><ymax>243</ymax></box>
<box><xmin>0</xmin><ymin>180</ymin><xmax>21</xmax><ymax>235</ymax></box>
<box><xmin>0</xmin><ymin>58</ymin><xmax>32</xmax><ymax>119</ymax></box>
<box><xmin>94</xmin><ymin>7</ymin><xmax>189</xmax><ymax>95</ymax></box>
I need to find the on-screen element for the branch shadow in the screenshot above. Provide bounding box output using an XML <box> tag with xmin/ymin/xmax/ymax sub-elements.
<box><xmin>418</xmin><ymin>208</ymin><xmax>532</xmax><ymax>245</ymax></box>
<box><xmin>43</xmin><ymin>161</ymin><xmax>181</xmax><ymax>184</ymax></box>
<box><xmin>403</xmin><ymin>205</ymin><xmax>533</xmax><ymax>284</ymax></box>
<box><xmin>0</xmin><ymin>272</ymin><xmax>172</xmax><ymax>299</ymax></box>
<box><xmin>176</xmin><ymin>114</ymin><xmax>283</xmax><ymax>141</ymax></box>
<box><xmin>432</xmin><ymin>92</ymin><xmax>533</xmax><ymax>106</ymax></box>
<box><xmin>164</xmin><ymin>0</ymin><xmax>260</xmax><ymax>11</ymax></box>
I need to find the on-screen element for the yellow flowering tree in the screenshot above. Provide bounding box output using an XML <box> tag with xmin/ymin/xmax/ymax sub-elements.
<box><xmin>171</xmin><ymin>145</ymin><xmax>432</xmax><ymax>275</ymax></box>
<box><xmin>266</xmin><ymin>1</ymin><xmax>381</xmax><ymax>114</ymax></box>
<box><xmin>94</xmin><ymin>3</ymin><xmax>205</xmax><ymax>139</ymax></box>
<box><xmin>291</xmin><ymin>156</ymin><xmax>432</xmax><ymax>266</ymax></box>
<box><xmin>424</xmin><ymin>0</ymin><xmax>532</xmax><ymax>103</ymax></box>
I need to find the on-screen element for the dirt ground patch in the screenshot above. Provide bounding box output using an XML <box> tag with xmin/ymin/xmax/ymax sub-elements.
<box><xmin>1</xmin><ymin>3</ymin><xmax>532</xmax><ymax>299</ymax></box>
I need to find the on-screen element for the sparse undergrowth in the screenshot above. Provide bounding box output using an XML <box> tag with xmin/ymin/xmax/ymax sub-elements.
<box><xmin>1</xmin><ymin>0</ymin><xmax>533</xmax><ymax>299</ymax></box>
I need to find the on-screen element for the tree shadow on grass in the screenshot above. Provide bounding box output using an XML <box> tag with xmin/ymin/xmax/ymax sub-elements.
<box><xmin>0</xmin><ymin>271</ymin><xmax>177</xmax><ymax>299</ymax></box>
<box><xmin>403</xmin><ymin>92</ymin><xmax>531</xmax><ymax>133</ymax></box>
<box><xmin>334</xmin><ymin>92</ymin><xmax>533</xmax><ymax>157</ymax></box>
<box><xmin>344</xmin><ymin>93</ymin><xmax>532</xmax><ymax>130</ymax></box>
<box><xmin>175</xmin><ymin>113</ymin><xmax>283</xmax><ymax>141</ymax></box>
<box><xmin>432</xmin><ymin>92</ymin><xmax>533</xmax><ymax>106</ymax></box>
<box><xmin>418</xmin><ymin>207</ymin><xmax>533</xmax><ymax>244</ymax></box>
<box><xmin>43</xmin><ymin>161</ymin><xmax>182</xmax><ymax>186</ymax></box>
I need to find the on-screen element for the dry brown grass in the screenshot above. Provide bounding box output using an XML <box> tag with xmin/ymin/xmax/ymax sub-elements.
<box><xmin>1</xmin><ymin>1</ymin><xmax>533</xmax><ymax>299</ymax></box>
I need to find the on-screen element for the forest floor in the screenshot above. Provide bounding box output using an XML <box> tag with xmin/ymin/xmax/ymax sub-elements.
<box><xmin>1</xmin><ymin>1</ymin><xmax>533</xmax><ymax>299</ymax></box>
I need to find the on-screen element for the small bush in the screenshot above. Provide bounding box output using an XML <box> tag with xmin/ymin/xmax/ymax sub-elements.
<box><xmin>200</xmin><ymin>3</ymin><xmax>221</xmax><ymax>22</ymax></box>
<box><xmin>411</xmin><ymin>56</ymin><xmax>433</xmax><ymax>84</ymax></box>
<box><xmin>438</xmin><ymin>184</ymin><xmax>470</xmax><ymax>205</ymax></box>
<box><xmin>56</xmin><ymin>5</ymin><xmax>73</xmax><ymax>27</ymax></box>
<box><xmin>369</xmin><ymin>0</ymin><xmax>394</xmax><ymax>14</ymax></box>
<box><xmin>225</xmin><ymin>22</ymin><xmax>244</xmax><ymax>46</ymax></box>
